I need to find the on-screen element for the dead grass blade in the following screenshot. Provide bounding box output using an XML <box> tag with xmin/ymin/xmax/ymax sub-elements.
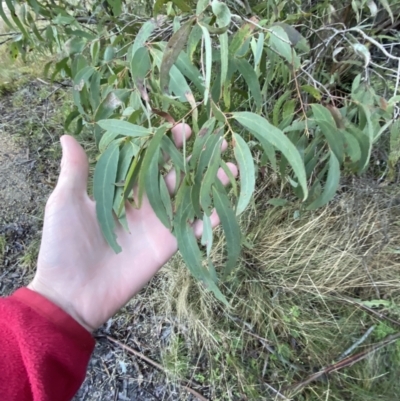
<box><xmin>286</xmin><ymin>331</ymin><xmax>400</xmax><ymax>394</ymax></box>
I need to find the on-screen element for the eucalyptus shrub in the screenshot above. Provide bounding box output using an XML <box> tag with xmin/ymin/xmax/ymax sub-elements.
<box><xmin>1</xmin><ymin>0</ymin><xmax>398</xmax><ymax>302</ymax></box>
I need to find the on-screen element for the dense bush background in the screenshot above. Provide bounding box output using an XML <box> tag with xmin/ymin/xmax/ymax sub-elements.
<box><xmin>1</xmin><ymin>1</ymin><xmax>400</xmax><ymax>399</ymax></box>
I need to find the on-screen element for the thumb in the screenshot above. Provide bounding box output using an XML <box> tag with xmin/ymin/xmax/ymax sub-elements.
<box><xmin>56</xmin><ymin>135</ymin><xmax>89</xmax><ymax>194</ymax></box>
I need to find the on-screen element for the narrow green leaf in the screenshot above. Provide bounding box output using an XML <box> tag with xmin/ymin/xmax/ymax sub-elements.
<box><xmin>198</xmin><ymin>21</ymin><xmax>228</xmax><ymax>34</ymax></box>
<box><xmin>273</xmin><ymin>91</ymin><xmax>291</xmax><ymax>127</ymax></box>
<box><xmin>99</xmin><ymin>132</ymin><xmax>123</xmax><ymax>153</ymax></box>
<box><xmin>342</xmin><ymin>130</ymin><xmax>361</xmax><ymax>163</ymax></box>
<box><xmin>306</xmin><ymin>151</ymin><xmax>340</xmax><ymax>210</ymax></box>
<box><xmin>175</xmin><ymin>186</ymin><xmax>228</xmax><ymax>305</ymax></box>
<box><xmin>191</xmin><ymin>130</ymin><xmax>222</xmax><ymax>216</ymax></box>
<box><xmin>190</xmin><ymin>118</ymin><xmax>216</xmax><ymax>170</ymax></box>
<box><xmin>233</xmin><ymin>133</ymin><xmax>255</xmax><ymax>215</ymax></box>
<box><xmin>113</xmin><ymin>140</ymin><xmax>138</xmax><ymax>221</ymax></box>
<box><xmin>138</xmin><ymin>125</ymin><xmax>170</xmax><ymax>205</ymax></box>
<box><xmin>272</xmin><ymin>22</ymin><xmax>310</xmax><ymax>52</ymax></box>
<box><xmin>200</xmin><ymin>24</ymin><xmax>212</xmax><ymax>105</ymax></box>
<box><xmin>145</xmin><ymin>147</ymin><xmax>171</xmax><ymax>229</ymax></box>
<box><xmin>154</xmin><ymin>0</ymin><xmax>166</xmax><ymax>15</ymax></box>
<box><xmin>196</xmin><ymin>0</ymin><xmax>210</xmax><ymax>15</ymax></box>
<box><xmin>211</xmin><ymin>100</ymin><xmax>226</xmax><ymax>123</ymax></box>
<box><xmin>97</xmin><ymin>120</ymin><xmax>152</xmax><ymax>137</ymax></box>
<box><xmin>161</xmin><ymin>135</ymin><xmax>186</xmax><ymax>171</ymax></box>
<box><xmin>73</xmin><ymin>65</ymin><xmax>95</xmax><ymax>87</ymax></box>
<box><xmin>5</xmin><ymin>0</ymin><xmax>29</xmax><ymax>37</ymax></box>
<box><xmin>219</xmin><ymin>32</ymin><xmax>229</xmax><ymax>96</ymax></box>
<box><xmin>201</xmin><ymin>212</ymin><xmax>213</xmax><ymax>257</ymax></box>
<box><xmin>268</xmin><ymin>198</ymin><xmax>288</xmax><ymax>207</ymax></box>
<box><xmin>347</xmin><ymin>124</ymin><xmax>372</xmax><ymax>172</ymax></box>
<box><xmin>229</xmin><ymin>20</ymin><xmax>255</xmax><ymax>57</ymax></box>
<box><xmin>187</xmin><ymin>24</ymin><xmax>203</xmax><ymax>61</ymax></box>
<box><xmin>311</xmin><ymin>104</ymin><xmax>345</xmax><ymax>163</ymax></box>
<box><xmin>0</xmin><ymin>0</ymin><xmax>15</xmax><ymax>30</ymax></box>
<box><xmin>235</xmin><ymin>58</ymin><xmax>262</xmax><ymax>111</ymax></box>
<box><xmin>171</xmin><ymin>0</ymin><xmax>191</xmax><ymax>12</ymax></box>
<box><xmin>175</xmin><ymin>51</ymin><xmax>205</xmax><ymax>93</ymax></box>
<box><xmin>200</xmin><ymin>138</ymin><xmax>223</xmax><ymax>215</ymax></box>
<box><xmin>233</xmin><ymin>112</ymin><xmax>308</xmax><ymax>200</ymax></box>
<box><xmin>94</xmin><ymin>91</ymin><xmax>124</xmax><ymax>122</ymax></box>
<box><xmin>212</xmin><ymin>186</ymin><xmax>241</xmax><ymax>275</ymax></box>
<box><xmin>89</xmin><ymin>71</ymin><xmax>101</xmax><ymax>111</ymax></box>
<box><xmin>152</xmin><ymin>48</ymin><xmax>193</xmax><ymax>102</ymax></box>
<box><xmin>64</xmin><ymin>109</ymin><xmax>80</xmax><ymax>132</ymax></box>
<box><xmin>269</xmin><ymin>25</ymin><xmax>300</xmax><ymax>68</ymax></box>
<box><xmin>160</xmin><ymin>19</ymin><xmax>194</xmax><ymax>93</ymax></box>
<box><xmin>160</xmin><ymin>175</ymin><xmax>173</xmax><ymax>224</ymax></box>
<box><xmin>130</xmin><ymin>20</ymin><xmax>157</xmax><ymax>59</ymax></box>
<box><xmin>378</xmin><ymin>0</ymin><xmax>393</xmax><ymax>23</ymax></box>
<box><xmin>93</xmin><ymin>142</ymin><xmax>121</xmax><ymax>253</ymax></box>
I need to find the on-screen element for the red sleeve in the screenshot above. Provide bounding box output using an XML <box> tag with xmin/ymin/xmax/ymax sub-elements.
<box><xmin>0</xmin><ymin>288</ymin><xmax>95</xmax><ymax>401</ymax></box>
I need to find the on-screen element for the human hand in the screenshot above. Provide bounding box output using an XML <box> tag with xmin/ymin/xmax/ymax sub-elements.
<box><xmin>28</xmin><ymin>125</ymin><xmax>237</xmax><ymax>332</ymax></box>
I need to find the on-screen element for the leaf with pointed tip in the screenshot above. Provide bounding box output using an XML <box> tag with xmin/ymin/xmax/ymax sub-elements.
<box><xmin>196</xmin><ymin>0</ymin><xmax>210</xmax><ymax>15</ymax></box>
<box><xmin>97</xmin><ymin>120</ymin><xmax>152</xmax><ymax>137</ymax></box>
<box><xmin>269</xmin><ymin>25</ymin><xmax>300</xmax><ymax>68</ymax></box>
<box><xmin>311</xmin><ymin>104</ymin><xmax>345</xmax><ymax>163</ymax></box>
<box><xmin>0</xmin><ymin>0</ymin><xmax>15</xmax><ymax>30</ymax></box>
<box><xmin>191</xmin><ymin>130</ymin><xmax>222</xmax><ymax>217</ymax></box>
<box><xmin>145</xmin><ymin>147</ymin><xmax>171</xmax><ymax>229</ymax></box>
<box><xmin>219</xmin><ymin>32</ymin><xmax>229</xmax><ymax>97</ymax></box>
<box><xmin>200</xmin><ymin>138</ymin><xmax>223</xmax><ymax>215</ymax></box>
<box><xmin>306</xmin><ymin>151</ymin><xmax>340</xmax><ymax>210</ymax></box>
<box><xmin>131</xmin><ymin>46</ymin><xmax>151</xmax><ymax>81</ymax></box>
<box><xmin>229</xmin><ymin>20</ymin><xmax>255</xmax><ymax>57</ymax></box>
<box><xmin>235</xmin><ymin>58</ymin><xmax>262</xmax><ymax>111</ymax></box>
<box><xmin>161</xmin><ymin>135</ymin><xmax>186</xmax><ymax>171</ymax></box>
<box><xmin>233</xmin><ymin>132</ymin><xmax>255</xmax><ymax>215</ymax></box>
<box><xmin>160</xmin><ymin>19</ymin><xmax>194</xmax><ymax>93</ymax></box>
<box><xmin>131</xmin><ymin>20</ymin><xmax>157</xmax><ymax>59</ymax></box>
<box><xmin>138</xmin><ymin>125</ymin><xmax>170</xmax><ymax>205</ymax></box>
<box><xmin>187</xmin><ymin>24</ymin><xmax>203</xmax><ymax>61</ymax></box>
<box><xmin>99</xmin><ymin>132</ymin><xmax>123</xmax><ymax>153</ymax></box>
<box><xmin>212</xmin><ymin>185</ymin><xmax>241</xmax><ymax>275</ymax></box>
<box><xmin>171</xmin><ymin>0</ymin><xmax>191</xmax><ymax>12</ymax></box>
<box><xmin>5</xmin><ymin>0</ymin><xmax>28</xmax><ymax>37</ymax></box>
<box><xmin>190</xmin><ymin>118</ymin><xmax>216</xmax><ymax>170</ymax></box>
<box><xmin>201</xmin><ymin>212</ymin><xmax>213</xmax><ymax>257</ymax></box>
<box><xmin>233</xmin><ymin>112</ymin><xmax>308</xmax><ymax>200</ymax></box>
<box><xmin>174</xmin><ymin>185</ymin><xmax>228</xmax><ymax>305</ymax></box>
<box><xmin>113</xmin><ymin>140</ymin><xmax>139</xmax><ymax>220</ymax></box>
<box><xmin>93</xmin><ymin>141</ymin><xmax>121</xmax><ymax>253</ymax></box>
<box><xmin>152</xmin><ymin>48</ymin><xmax>193</xmax><ymax>102</ymax></box>
<box><xmin>200</xmin><ymin>24</ymin><xmax>212</xmax><ymax>105</ymax></box>
<box><xmin>175</xmin><ymin>51</ymin><xmax>205</xmax><ymax>93</ymax></box>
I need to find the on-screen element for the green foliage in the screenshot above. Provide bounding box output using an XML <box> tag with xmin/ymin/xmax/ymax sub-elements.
<box><xmin>2</xmin><ymin>0</ymin><xmax>398</xmax><ymax>300</ymax></box>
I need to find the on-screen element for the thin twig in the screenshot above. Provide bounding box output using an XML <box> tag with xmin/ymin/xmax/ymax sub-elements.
<box><xmin>286</xmin><ymin>331</ymin><xmax>400</xmax><ymax>394</ymax></box>
<box><xmin>106</xmin><ymin>336</ymin><xmax>208</xmax><ymax>401</ymax></box>
<box><xmin>338</xmin><ymin>325</ymin><xmax>375</xmax><ymax>360</ymax></box>
<box><xmin>333</xmin><ymin>295</ymin><xmax>400</xmax><ymax>328</ymax></box>
<box><xmin>264</xmin><ymin>382</ymin><xmax>292</xmax><ymax>401</ymax></box>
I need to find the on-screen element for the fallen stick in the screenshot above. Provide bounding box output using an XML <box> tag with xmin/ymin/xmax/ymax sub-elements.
<box><xmin>106</xmin><ymin>335</ymin><xmax>208</xmax><ymax>401</ymax></box>
<box><xmin>286</xmin><ymin>331</ymin><xmax>400</xmax><ymax>394</ymax></box>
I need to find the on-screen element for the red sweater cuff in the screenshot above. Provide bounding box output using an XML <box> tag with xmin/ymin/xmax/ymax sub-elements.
<box><xmin>11</xmin><ymin>288</ymin><xmax>94</xmax><ymax>352</ymax></box>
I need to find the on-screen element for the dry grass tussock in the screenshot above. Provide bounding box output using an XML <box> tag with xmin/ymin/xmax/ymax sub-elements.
<box><xmin>135</xmin><ymin>181</ymin><xmax>400</xmax><ymax>400</ymax></box>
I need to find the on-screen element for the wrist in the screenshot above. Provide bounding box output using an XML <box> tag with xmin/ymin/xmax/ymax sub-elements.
<box><xmin>27</xmin><ymin>281</ymin><xmax>95</xmax><ymax>333</ymax></box>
